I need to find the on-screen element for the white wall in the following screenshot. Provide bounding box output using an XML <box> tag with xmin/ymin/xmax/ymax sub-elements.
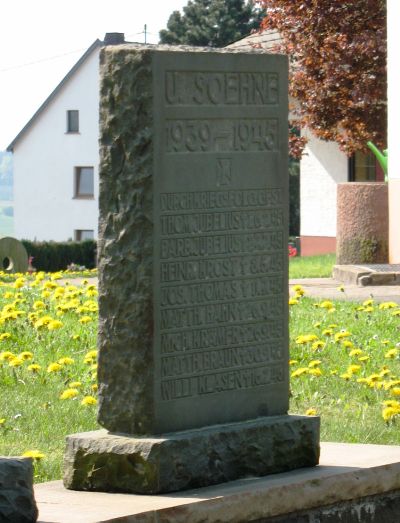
<box><xmin>387</xmin><ymin>0</ymin><xmax>400</xmax><ymax>261</ymax></box>
<box><xmin>13</xmin><ymin>49</ymin><xmax>99</xmax><ymax>241</ymax></box>
<box><xmin>300</xmin><ymin>132</ymin><xmax>348</xmax><ymax>238</ymax></box>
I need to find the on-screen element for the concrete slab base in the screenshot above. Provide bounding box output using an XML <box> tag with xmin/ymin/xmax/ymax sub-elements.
<box><xmin>333</xmin><ymin>264</ymin><xmax>400</xmax><ymax>286</ymax></box>
<box><xmin>37</xmin><ymin>442</ymin><xmax>400</xmax><ymax>523</ymax></box>
<box><xmin>63</xmin><ymin>415</ymin><xmax>319</xmax><ymax>494</ymax></box>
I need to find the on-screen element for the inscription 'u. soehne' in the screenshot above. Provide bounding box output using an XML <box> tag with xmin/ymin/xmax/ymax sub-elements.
<box><xmin>165</xmin><ymin>71</ymin><xmax>279</xmax><ymax>105</ymax></box>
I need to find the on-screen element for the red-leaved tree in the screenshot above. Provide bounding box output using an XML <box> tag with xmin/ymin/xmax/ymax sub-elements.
<box><xmin>258</xmin><ymin>0</ymin><xmax>387</xmax><ymax>158</ymax></box>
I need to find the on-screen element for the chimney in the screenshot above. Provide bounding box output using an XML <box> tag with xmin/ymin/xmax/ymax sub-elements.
<box><xmin>104</xmin><ymin>33</ymin><xmax>125</xmax><ymax>45</ymax></box>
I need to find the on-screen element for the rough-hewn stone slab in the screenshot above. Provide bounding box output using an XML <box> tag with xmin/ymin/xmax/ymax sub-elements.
<box><xmin>0</xmin><ymin>457</ymin><xmax>38</xmax><ymax>523</ymax></box>
<box><xmin>41</xmin><ymin>443</ymin><xmax>400</xmax><ymax>523</ymax></box>
<box><xmin>63</xmin><ymin>415</ymin><xmax>319</xmax><ymax>494</ymax></box>
<box><xmin>98</xmin><ymin>44</ymin><xmax>289</xmax><ymax>436</ymax></box>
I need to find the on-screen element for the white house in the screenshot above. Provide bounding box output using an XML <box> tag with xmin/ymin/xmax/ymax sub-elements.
<box><xmin>228</xmin><ymin>31</ymin><xmax>385</xmax><ymax>256</ymax></box>
<box><xmin>7</xmin><ymin>33</ymin><xmax>126</xmax><ymax>242</ymax></box>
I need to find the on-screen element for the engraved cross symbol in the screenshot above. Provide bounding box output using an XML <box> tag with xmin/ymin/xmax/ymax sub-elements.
<box><xmin>216</xmin><ymin>158</ymin><xmax>232</xmax><ymax>187</ymax></box>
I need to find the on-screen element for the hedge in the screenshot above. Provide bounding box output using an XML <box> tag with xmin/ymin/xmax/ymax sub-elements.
<box><xmin>21</xmin><ymin>240</ymin><xmax>96</xmax><ymax>272</ymax></box>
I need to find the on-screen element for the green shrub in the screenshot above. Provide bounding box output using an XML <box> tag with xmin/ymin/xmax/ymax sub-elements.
<box><xmin>21</xmin><ymin>240</ymin><xmax>96</xmax><ymax>272</ymax></box>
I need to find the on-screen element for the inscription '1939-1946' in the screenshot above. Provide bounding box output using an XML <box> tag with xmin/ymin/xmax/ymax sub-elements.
<box><xmin>166</xmin><ymin>119</ymin><xmax>278</xmax><ymax>153</ymax></box>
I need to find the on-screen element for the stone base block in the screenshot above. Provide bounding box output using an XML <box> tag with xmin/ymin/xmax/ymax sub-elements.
<box><xmin>63</xmin><ymin>415</ymin><xmax>319</xmax><ymax>494</ymax></box>
<box><xmin>0</xmin><ymin>457</ymin><xmax>38</xmax><ymax>523</ymax></box>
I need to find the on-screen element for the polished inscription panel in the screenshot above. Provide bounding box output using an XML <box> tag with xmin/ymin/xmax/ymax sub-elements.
<box><xmin>153</xmin><ymin>52</ymin><xmax>288</xmax><ymax>432</ymax></box>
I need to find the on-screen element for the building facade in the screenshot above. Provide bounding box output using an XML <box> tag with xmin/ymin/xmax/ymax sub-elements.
<box><xmin>7</xmin><ymin>36</ymin><xmax>124</xmax><ymax>241</ymax></box>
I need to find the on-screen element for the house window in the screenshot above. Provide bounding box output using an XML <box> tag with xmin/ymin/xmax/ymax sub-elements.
<box><xmin>348</xmin><ymin>150</ymin><xmax>383</xmax><ymax>182</ymax></box>
<box><xmin>75</xmin><ymin>230</ymin><xmax>94</xmax><ymax>241</ymax></box>
<box><xmin>67</xmin><ymin>110</ymin><xmax>79</xmax><ymax>133</ymax></box>
<box><xmin>74</xmin><ymin>167</ymin><xmax>94</xmax><ymax>198</ymax></box>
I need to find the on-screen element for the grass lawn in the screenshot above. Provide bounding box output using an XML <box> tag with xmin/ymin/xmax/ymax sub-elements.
<box><xmin>289</xmin><ymin>253</ymin><xmax>336</xmax><ymax>279</ymax></box>
<box><xmin>290</xmin><ymin>288</ymin><xmax>400</xmax><ymax>444</ymax></box>
<box><xmin>2</xmin><ymin>270</ymin><xmax>400</xmax><ymax>483</ymax></box>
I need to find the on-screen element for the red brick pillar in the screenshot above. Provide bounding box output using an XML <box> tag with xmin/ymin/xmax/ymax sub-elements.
<box><xmin>336</xmin><ymin>183</ymin><xmax>388</xmax><ymax>264</ymax></box>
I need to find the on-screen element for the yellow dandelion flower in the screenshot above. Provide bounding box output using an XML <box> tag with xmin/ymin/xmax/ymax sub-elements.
<box><xmin>0</xmin><ymin>418</ymin><xmax>5</xmax><ymax>425</ymax></box>
<box><xmin>382</xmin><ymin>407</ymin><xmax>400</xmax><ymax>422</ymax></box>
<box><xmin>289</xmin><ymin>359</ymin><xmax>298</xmax><ymax>366</ymax></box>
<box><xmin>28</xmin><ymin>312</ymin><xmax>38</xmax><ymax>322</ymax></box>
<box><xmin>305</xmin><ymin>408</ymin><xmax>317</xmax><ymax>416</ymax></box>
<box><xmin>363</xmin><ymin>306</ymin><xmax>374</xmax><ymax>313</ymax></box>
<box><xmin>47</xmin><ymin>362</ymin><xmax>62</xmax><ymax>373</ymax></box>
<box><xmin>392</xmin><ymin>310</ymin><xmax>400</xmax><ymax>316</ymax></box>
<box><xmin>81</xmin><ymin>396</ymin><xmax>97</xmax><ymax>406</ymax></box>
<box><xmin>41</xmin><ymin>290</ymin><xmax>51</xmax><ymax>299</ymax></box>
<box><xmin>385</xmin><ymin>349</ymin><xmax>399</xmax><ymax>359</ymax></box>
<box><xmin>341</xmin><ymin>340</ymin><xmax>354</xmax><ymax>349</ymax></box>
<box><xmin>313</xmin><ymin>322</ymin><xmax>321</xmax><ymax>328</ymax></box>
<box><xmin>0</xmin><ymin>351</ymin><xmax>15</xmax><ymax>361</ymax></box>
<box><xmin>13</xmin><ymin>277</ymin><xmax>26</xmax><ymax>289</ymax></box>
<box><xmin>60</xmin><ymin>388</ymin><xmax>79</xmax><ymax>400</ymax></box>
<box><xmin>347</xmin><ymin>365</ymin><xmax>361</xmax><ymax>374</ymax></box>
<box><xmin>340</xmin><ymin>373</ymin><xmax>352</xmax><ymax>380</ymax></box>
<box><xmin>84</xmin><ymin>350</ymin><xmax>97</xmax><ymax>360</ymax></box>
<box><xmin>379</xmin><ymin>302</ymin><xmax>398</xmax><ymax>310</ymax></box>
<box><xmin>79</xmin><ymin>316</ymin><xmax>93</xmax><ymax>324</ymax></box>
<box><xmin>43</xmin><ymin>281</ymin><xmax>58</xmax><ymax>289</ymax></box>
<box><xmin>289</xmin><ymin>298</ymin><xmax>298</xmax><ymax>305</ymax></box>
<box><xmin>22</xmin><ymin>450</ymin><xmax>45</xmax><ymax>460</ymax></box>
<box><xmin>27</xmin><ymin>364</ymin><xmax>41</xmax><ymax>373</ymax></box>
<box><xmin>69</xmin><ymin>381</ymin><xmax>82</xmax><ymax>388</ymax></box>
<box><xmin>363</xmin><ymin>299</ymin><xmax>374</xmax><ymax>307</ymax></box>
<box><xmin>33</xmin><ymin>301</ymin><xmax>45</xmax><ymax>310</ymax></box>
<box><xmin>359</xmin><ymin>355</ymin><xmax>370</xmax><ymax>362</ymax></box>
<box><xmin>308</xmin><ymin>368</ymin><xmax>323</xmax><ymax>377</ymax></box>
<box><xmin>0</xmin><ymin>333</ymin><xmax>11</xmax><ymax>340</ymax></box>
<box><xmin>47</xmin><ymin>320</ymin><xmax>63</xmax><ymax>330</ymax></box>
<box><xmin>308</xmin><ymin>360</ymin><xmax>321</xmax><ymax>368</ymax></box>
<box><xmin>9</xmin><ymin>356</ymin><xmax>24</xmax><ymax>367</ymax></box>
<box><xmin>367</xmin><ymin>374</ymin><xmax>381</xmax><ymax>383</ymax></box>
<box><xmin>383</xmin><ymin>400</ymin><xmax>400</xmax><ymax>408</ymax></box>
<box><xmin>295</xmin><ymin>334</ymin><xmax>318</xmax><ymax>345</ymax></box>
<box><xmin>34</xmin><ymin>315</ymin><xmax>53</xmax><ymax>329</ymax></box>
<box><xmin>19</xmin><ymin>351</ymin><xmax>33</xmax><ymax>360</ymax></box>
<box><xmin>349</xmin><ymin>349</ymin><xmax>363</xmax><ymax>357</ymax></box>
<box><xmin>334</xmin><ymin>331</ymin><xmax>351</xmax><ymax>342</ymax></box>
<box><xmin>291</xmin><ymin>368</ymin><xmax>309</xmax><ymax>378</ymax></box>
<box><xmin>58</xmin><ymin>357</ymin><xmax>74</xmax><ymax>365</ymax></box>
<box><xmin>391</xmin><ymin>388</ymin><xmax>400</xmax><ymax>397</ymax></box>
<box><xmin>311</xmin><ymin>340</ymin><xmax>324</xmax><ymax>350</ymax></box>
<box><xmin>319</xmin><ymin>300</ymin><xmax>334</xmax><ymax>310</ymax></box>
<box><xmin>91</xmin><ymin>384</ymin><xmax>98</xmax><ymax>392</ymax></box>
<box><xmin>322</xmin><ymin>329</ymin><xmax>333</xmax><ymax>336</ymax></box>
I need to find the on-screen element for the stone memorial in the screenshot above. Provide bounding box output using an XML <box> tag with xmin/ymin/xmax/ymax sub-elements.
<box><xmin>64</xmin><ymin>45</ymin><xmax>319</xmax><ymax>494</ymax></box>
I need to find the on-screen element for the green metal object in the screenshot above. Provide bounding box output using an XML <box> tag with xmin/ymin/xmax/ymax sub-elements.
<box><xmin>367</xmin><ymin>141</ymin><xmax>388</xmax><ymax>181</ymax></box>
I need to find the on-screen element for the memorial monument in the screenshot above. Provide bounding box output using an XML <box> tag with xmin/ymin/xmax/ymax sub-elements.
<box><xmin>64</xmin><ymin>44</ymin><xmax>319</xmax><ymax>494</ymax></box>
